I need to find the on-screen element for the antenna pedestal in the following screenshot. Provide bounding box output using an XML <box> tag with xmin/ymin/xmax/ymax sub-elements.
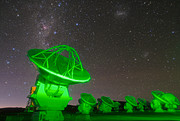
<box><xmin>28</xmin><ymin>75</ymin><xmax>72</xmax><ymax>121</ymax></box>
<box><xmin>26</xmin><ymin>45</ymin><xmax>91</xmax><ymax>121</ymax></box>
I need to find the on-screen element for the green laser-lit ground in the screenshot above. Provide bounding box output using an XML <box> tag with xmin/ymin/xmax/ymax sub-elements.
<box><xmin>2</xmin><ymin>111</ymin><xmax>180</xmax><ymax>121</ymax></box>
<box><xmin>90</xmin><ymin>112</ymin><xmax>180</xmax><ymax>120</ymax></box>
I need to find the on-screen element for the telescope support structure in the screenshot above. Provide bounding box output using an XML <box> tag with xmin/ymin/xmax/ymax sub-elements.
<box><xmin>29</xmin><ymin>75</ymin><xmax>72</xmax><ymax>121</ymax></box>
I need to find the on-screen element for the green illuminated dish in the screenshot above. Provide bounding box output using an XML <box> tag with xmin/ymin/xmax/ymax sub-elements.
<box><xmin>101</xmin><ymin>96</ymin><xmax>114</xmax><ymax>107</ymax></box>
<box><xmin>81</xmin><ymin>93</ymin><xmax>97</xmax><ymax>105</ymax></box>
<box><xmin>151</xmin><ymin>91</ymin><xmax>168</xmax><ymax>104</ymax></box>
<box><xmin>27</xmin><ymin>45</ymin><xmax>91</xmax><ymax>85</ymax></box>
<box><xmin>162</xmin><ymin>93</ymin><xmax>180</xmax><ymax>105</ymax></box>
<box><xmin>125</xmin><ymin>96</ymin><xmax>137</xmax><ymax>106</ymax></box>
<box><xmin>174</xmin><ymin>97</ymin><xmax>180</xmax><ymax>105</ymax></box>
<box><xmin>137</xmin><ymin>98</ymin><xmax>147</xmax><ymax>106</ymax></box>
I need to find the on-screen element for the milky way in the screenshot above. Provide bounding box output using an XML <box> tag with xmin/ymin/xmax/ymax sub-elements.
<box><xmin>0</xmin><ymin>0</ymin><xmax>179</xmax><ymax>107</ymax></box>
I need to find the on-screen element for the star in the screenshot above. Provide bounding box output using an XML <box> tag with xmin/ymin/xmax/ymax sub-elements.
<box><xmin>54</xmin><ymin>31</ymin><xmax>57</xmax><ymax>34</ymax></box>
<box><xmin>58</xmin><ymin>2</ymin><xmax>61</xmax><ymax>7</ymax></box>
<box><xmin>6</xmin><ymin>60</ymin><xmax>10</xmax><ymax>64</ymax></box>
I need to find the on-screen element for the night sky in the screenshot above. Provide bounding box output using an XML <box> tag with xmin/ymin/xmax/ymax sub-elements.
<box><xmin>0</xmin><ymin>0</ymin><xmax>179</xmax><ymax>108</ymax></box>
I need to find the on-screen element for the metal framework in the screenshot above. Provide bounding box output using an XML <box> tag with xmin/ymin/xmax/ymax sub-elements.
<box><xmin>28</xmin><ymin>45</ymin><xmax>90</xmax><ymax>83</ymax></box>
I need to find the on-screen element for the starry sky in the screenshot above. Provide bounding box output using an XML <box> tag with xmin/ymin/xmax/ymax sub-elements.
<box><xmin>0</xmin><ymin>0</ymin><xmax>179</xmax><ymax>108</ymax></box>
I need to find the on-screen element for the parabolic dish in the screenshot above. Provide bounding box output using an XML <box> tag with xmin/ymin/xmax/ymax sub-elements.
<box><xmin>81</xmin><ymin>93</ymin><xmax>97</xmax><ymax>106</ymax></box>
<box><xmin>174</xmin><ymin>97</ymin><xmax>180</xmax><ymax>105</ymax></box>
<box><xmin>125</xmin><ymin>96</ymin><xmax>137</xmax><ymax>106</ymax></box>
<box><xmin>162</xmin><ymin>93</ymin><xmax>180</xmax><ymax>105</ymax></box>
<box><xmin>151</xmin><ymin>91</ymin><xmax>168</xmax><ymax>104</ymax></box>
<box><xmin>101</xmin><ymin>96</ymin><xmax>114</xmax><ymax>107</ymax></box>
<box><xmin>27</xmin><ymin>45</ymin><xmax>91</xmax><ymax>85</ymax></box>
<box><xmin>137</xmin><ymin>98</ymin><xmax>147</xmax><ymax>106</ymax></box>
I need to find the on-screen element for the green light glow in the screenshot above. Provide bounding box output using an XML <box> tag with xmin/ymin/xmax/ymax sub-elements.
<box><xmin>124</xmin><ymin>96</ymin><xmax>137</xmax><ymax>112</ymax></box>
<box><xmin>99</xmin><ymin>96</ymin><xmax>114</xmax><ymax>113</ymax></box>
<box><xmin>113</xmin><ymin>102</ymin><xmax>120</xmax><ymax>112</ymax></box>
<box><xmin>151</xmin><ymin>91</ymin><xmax>180</xmax><ymax>112</ymax></box>
<box><xmin>125</xmin><ymin>96</ymin><xmax>137</xmax><ymax>106</ymax></box>
<box><xmin>137</xmin><ymin>98</ymin><xmax>147</xmax><ymax>112</ymax></box>
<box><xmin>151</xmin><ymin>99</ymin><xmax>164</xmax><ymax>112</ymax></box>
<box><xmin>162</xmin><ymin>93</ymin><xmax>180</xmax><ymax>112</ymax></box>
<box><xmin>124</xmin><ymin>102</ymin><xmax>133</xmax><ymax>112</ymax></box>
<box><xmin>80</xmin><ymin>93</ymin><xmax>97</xmax><ymax>106</ymax></box>
<box><xmin>78</xmin><ymin>93</ymin><xmax>96</xmax><ymax>115</ymax></box>
<box><xmin>151</xmin><ymin>91</ymin><xmax>168</xmax><ymax>104</ymax></box>
<box><xmin>137</xmin><ymin>98</ymin><xmax>147</xmax><ymax>106</ymax></box>
<box><xmin>27</xmin><ymin>45</ymin><xmax>91</xmax><ymax>85</ymax></box>
<box><xmin>26</xmin><ymin>45</ymin><xmax>91</xmax><ymax>120</ymax></box>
